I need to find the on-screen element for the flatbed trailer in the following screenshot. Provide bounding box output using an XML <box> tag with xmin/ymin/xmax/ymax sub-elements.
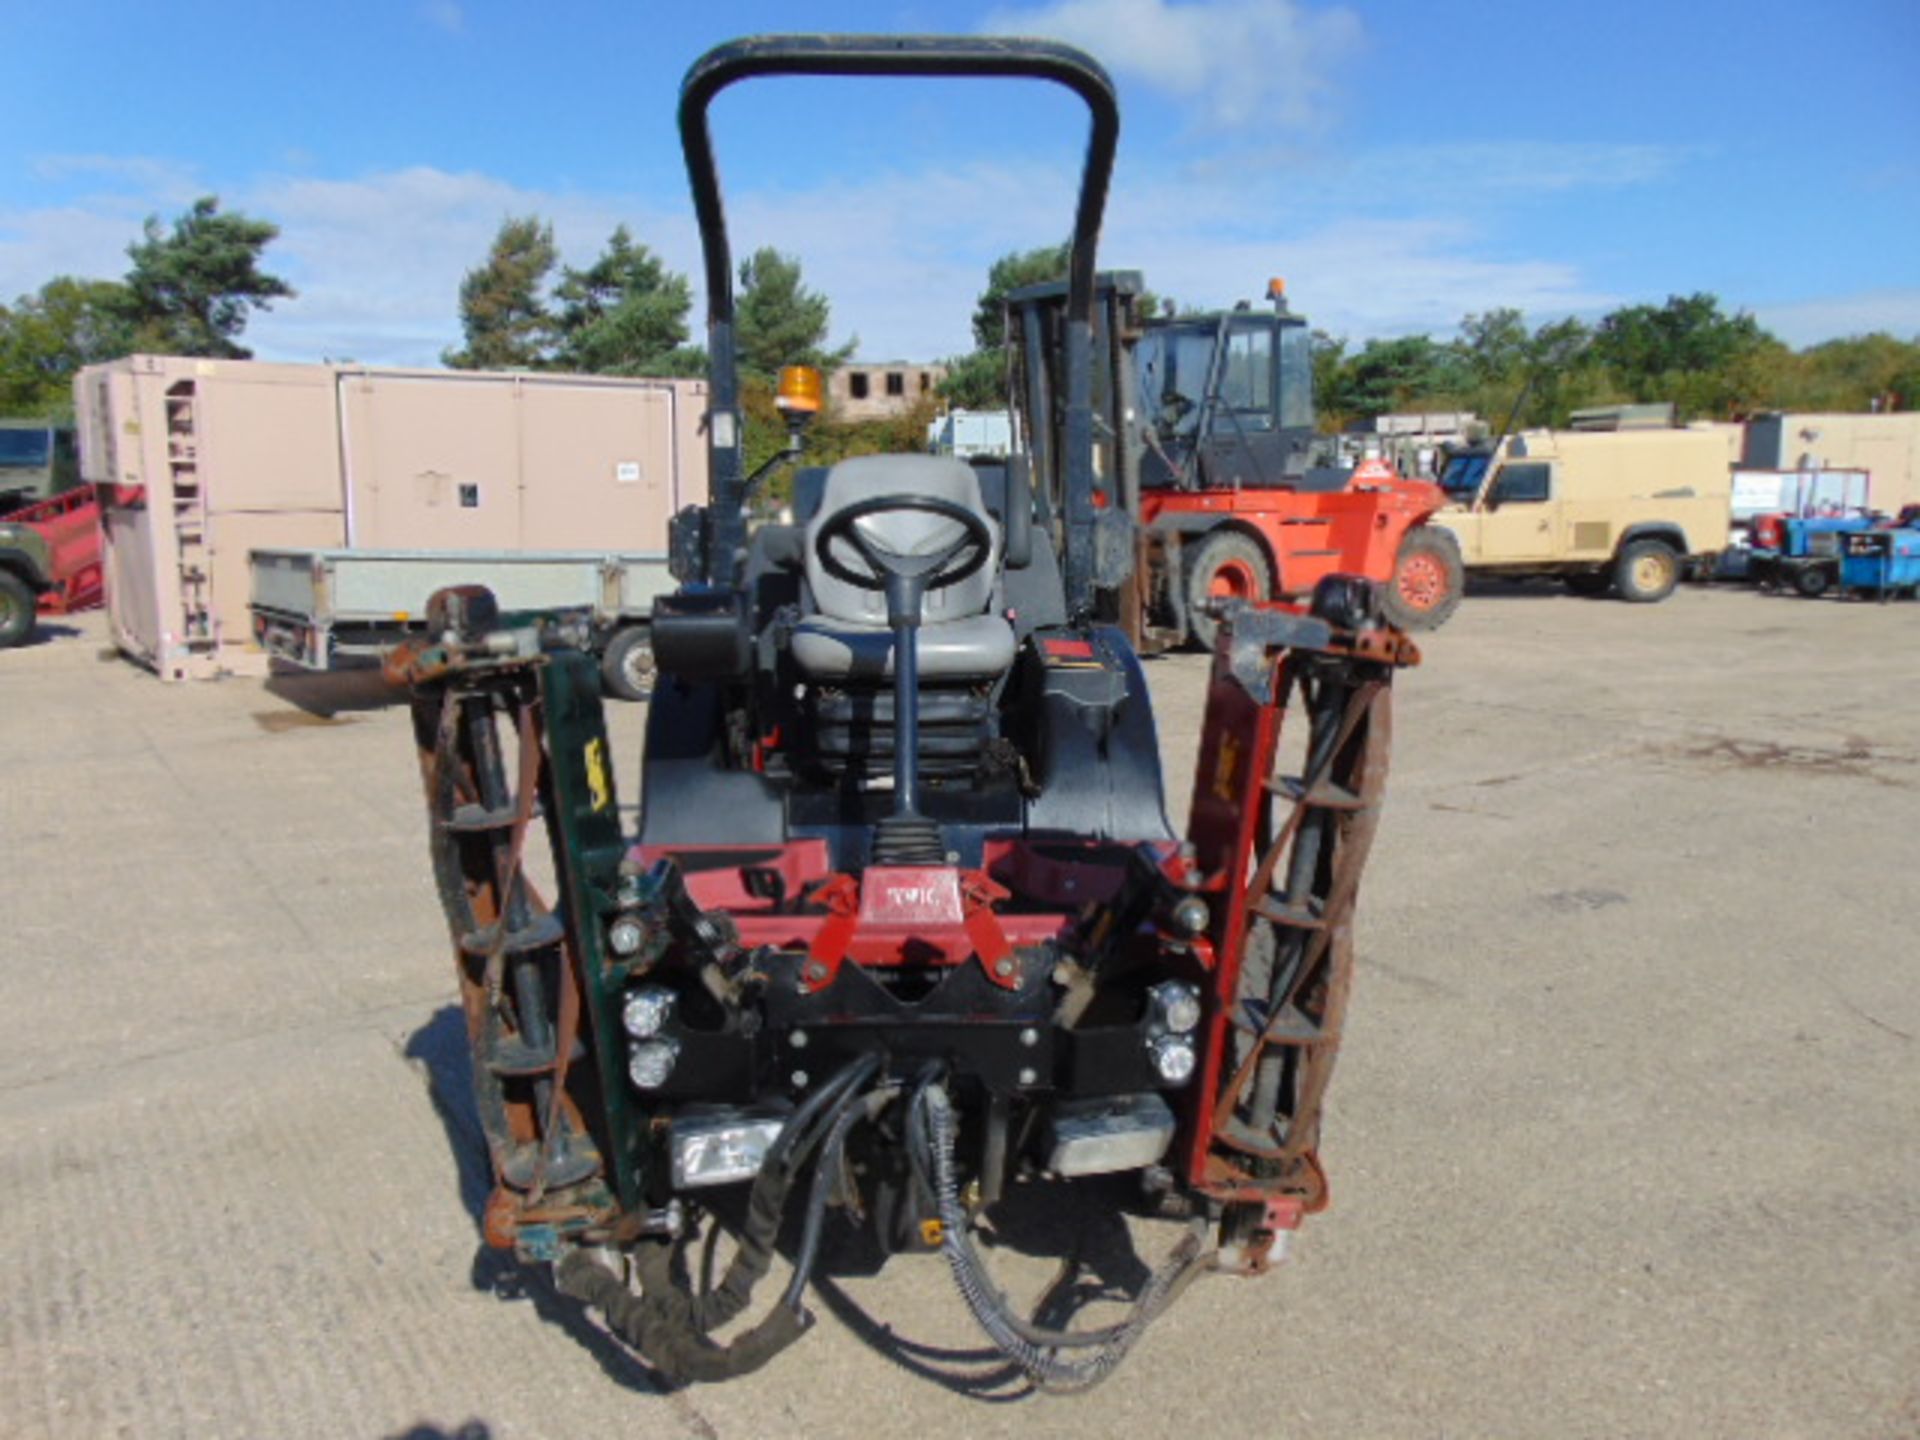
<box><xmin>249</xmin><ymin>547</ymin><xmax>674</xmax><ymax>699</ymax></box>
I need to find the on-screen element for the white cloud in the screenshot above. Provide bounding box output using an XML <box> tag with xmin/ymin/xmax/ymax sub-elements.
<box><xmin>0</xmin><ymin>203</ymin><xmax>148</xmax><ymax>298</ymax></box>
<box><xmin>241</xmin><ymin>166</ymin><xmax>660</xmax><ymax>361</ymax></box>
<box><xmin>1109</xmin><ymin>213</ymin><xmax>1618</xmax><ymax>337</ymax></box>
<box><xmin>30</xmin><ymin>154</ymin><xmax>204</xmax><ymax>202</ymax></box>
<box><xmin>1754</xmin><ymin>289</ymin><xmax>1920</xmax><ymax>346</ymax></box>
<box><xmin>982</xmin><ymin>0</ymin><xmax>1365</xmax><ymax>129</ymax></box>
<box><xmin>0</xmin><ymin>141</ymin><xmax>1765</xmax><ymax>369</ymax></box>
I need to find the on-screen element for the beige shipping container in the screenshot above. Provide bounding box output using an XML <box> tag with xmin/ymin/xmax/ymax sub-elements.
<box><xmin>75</xmin><ymin>356</ymin><xmax>707</xmax><ymax>681</ymax></box>
<box><xmin>1743</xmin><ymin>412</ymin><xmax>1920</xmax><ymax>512</ymax></box>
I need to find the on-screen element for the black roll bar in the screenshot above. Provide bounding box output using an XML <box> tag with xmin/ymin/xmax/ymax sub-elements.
<box><xmin>677</xmin><ymin>34</ymin><xmax>1119</xmax><ymax>613</ymax></box>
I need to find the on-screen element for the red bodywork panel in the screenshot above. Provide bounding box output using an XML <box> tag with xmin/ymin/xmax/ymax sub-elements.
<box><xmin>1142</xmin><ymin>466</ymin><xmax>1444</xmax><ymax>594</ymax></box>
<box><xmin>3</xmin><ymin>487</ymin><xmax>104</xmax><ymax>614</ymax></box>
<box><xmin>627</xmin><ymin>838</ymin><xmax>1133</xmax><ymax>986</ymax></box>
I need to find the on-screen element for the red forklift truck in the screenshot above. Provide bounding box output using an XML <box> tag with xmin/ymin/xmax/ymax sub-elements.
<box><xmin>1005</xmin><ymin>271</ymin><xmax>1459</xmax><ymax>649</ymax></box>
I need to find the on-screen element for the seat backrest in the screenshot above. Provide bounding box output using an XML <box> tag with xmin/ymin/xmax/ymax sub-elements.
<box><xmin>804</xmin><ymin>454</ymin><xmax>1002</xmax><ymax>626</ymax></box>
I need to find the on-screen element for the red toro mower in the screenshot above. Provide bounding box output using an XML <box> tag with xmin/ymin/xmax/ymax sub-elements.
<box><xmin>394</xmin><ymin>34</ymin><xmax>1419</xmax><ymax>1390</ymax></box>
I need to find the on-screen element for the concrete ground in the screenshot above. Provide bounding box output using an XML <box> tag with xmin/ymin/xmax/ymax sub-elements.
<box><xmin>2</xmin><ymin>586</ymin><xmax>1916</xmax><ymax>1440</ymax></box>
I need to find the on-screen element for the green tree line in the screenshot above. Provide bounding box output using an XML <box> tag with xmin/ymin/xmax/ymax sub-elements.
<box><xmin>1309</xmin><ymin>294</ymin><xmax>1920</xmax><ymax>431</ymax></box>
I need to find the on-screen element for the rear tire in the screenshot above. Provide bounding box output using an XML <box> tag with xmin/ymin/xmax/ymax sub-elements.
<box><xmin>1614</xmin><ymin>539</ymin><xmax>1680</xmax><ymax>603</ymax></box>
<box><xmin>0</xmin><ymin>569</ymin><xmax>36</xmax><ymax>649</ymax></box>
<box><xmin>1184</xmin><ymin>531</ymin><xmax>1271</xmax><ymax>651</ymax></box>
<box><xmin>1381</xmin><ymin>525</ymin><xmax>1464</xmax><ymax>631</ymax></box>
<box><xmin>1792</xmin><ymin>564</ymin><xmax>1831</xmax><ymax>598</ymax></box>
<box><xmin>598</xmin><ymin>624</ymin><xmax>655</xmax><ymax>702</ymax></box>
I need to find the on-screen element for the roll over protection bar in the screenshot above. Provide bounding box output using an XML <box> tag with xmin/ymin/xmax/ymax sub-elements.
<box><xmin>676</xmin><ymin>34</ymin><xmax>1119</xmax><ymax>616</ymax></box>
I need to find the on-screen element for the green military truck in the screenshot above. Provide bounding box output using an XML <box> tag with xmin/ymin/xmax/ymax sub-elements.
<box><xmin>1430</xmin><ymin>426</ymin><xmax>1733</xmax><ymax>602</ymax></box>
<box><xmin>0</xmin><ymin>421</ymin><xmax>79</xmax><ymax>513</ymax></box>
<box><xmin>1</xmin><ymin>421</ymin><xmax>84</xmax><ymax>648</ymax></box>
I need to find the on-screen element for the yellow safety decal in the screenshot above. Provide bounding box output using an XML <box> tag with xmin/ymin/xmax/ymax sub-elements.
<box><xmin>1212</xmin><ymin>732</ymin><xmax>1241</xmax><ymax>803</ymax></box>
<box><xmin>584</xmin><ymin>737</ymin><xmax>611</xmax><ymax>812</ymax></box>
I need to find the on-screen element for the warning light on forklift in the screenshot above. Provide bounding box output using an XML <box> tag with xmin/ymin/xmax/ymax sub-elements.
<box><xmin>1267</xmin><ymin>277</ymin><xmax>1286</xmax><ymax>300</ymax></box>
<box><xmin>775</xmin><ymin>364</ymin><xmax>824</xmax><ymax>415</ymax></box>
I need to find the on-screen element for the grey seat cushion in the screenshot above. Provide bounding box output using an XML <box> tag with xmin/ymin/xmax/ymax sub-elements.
<box><xmin>804</xmin><ymin>454</ymin><xmax>1002</xmax><ymax>628</ymax></box>
<box><xmin>791</xmin><ymin>613</ymin><xmax>1017</xmax><ymax>681</ymax></box>
<box><xmin>795</xmin><ymin>452</ymin><xmax>1016</xmax><ymax>683</ymax></box>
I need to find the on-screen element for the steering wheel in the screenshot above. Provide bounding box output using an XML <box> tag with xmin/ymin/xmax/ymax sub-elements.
<box><xmin>813</xmin><ymin>495</ymin><xmax>994</xmax><ymax>612</ymax></box>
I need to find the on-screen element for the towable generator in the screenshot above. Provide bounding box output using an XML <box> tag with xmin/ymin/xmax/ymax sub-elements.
<box><xmin>395</xmin><ymin>35</ymin><xmax>1419</xmax><ymax>1389</ymax></box>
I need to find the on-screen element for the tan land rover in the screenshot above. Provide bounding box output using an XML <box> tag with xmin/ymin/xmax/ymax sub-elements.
<box><xmin>1428</xmin><ymin>426</ymin><xmax>1733</xmax><ymax>602</ymax></box>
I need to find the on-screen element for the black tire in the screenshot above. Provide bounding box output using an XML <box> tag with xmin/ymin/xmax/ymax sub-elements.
<box><xmin>1564</xmin><ymin>571</ymin><xmax>1613</xmax><ymax>597</ymax></box>
<box><xmin>1613</xmin><ymin>539</ymin><xmax>1680</xmax><ymax>604</ymax></box>
<box><xmin>1380</xmin><ymin>525</ymin><xmax>1465</xmax><ymax>631</ymax></box>
<box><xmin>1184</xmin><ymin>531</ymin><xmax>1272</xmax><ymax>651</ymax></box>
<box><xmin>0</xmin><ymin>568</ymin><xmax>37</xmax><ymax>649</ymax></box>
<box><xmin>1792</xmin><ymin>564</ymin><xmax>1831</xmax><ymax>598</ymax></box>
<box><xmin>598</xmin><ymin>624</ymin><xmax>655</xmax><ymax>702</ymax></box>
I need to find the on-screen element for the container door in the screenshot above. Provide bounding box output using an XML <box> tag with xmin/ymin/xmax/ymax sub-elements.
<box><xmin>514</xmin><ymin>381</ymin><xmax>676</xmax><ymax>554</ymax></box>
<box><xmin>340</xmin><ymin>374</ymin><xmax>523</xmax><ymax>549</ymax></box>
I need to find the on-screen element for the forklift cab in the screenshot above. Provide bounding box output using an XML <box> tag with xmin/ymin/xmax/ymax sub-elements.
<box><xmin>1134</xmin><ymin>284</ymin><xmax>1317</xmax><ymax>491</ymax></box>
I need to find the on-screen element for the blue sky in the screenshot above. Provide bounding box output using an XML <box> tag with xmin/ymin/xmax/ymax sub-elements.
<box><xmin>4</xmin><ymin>0</ymin><xmax>1916</xmax><ymax>366</ymax></box>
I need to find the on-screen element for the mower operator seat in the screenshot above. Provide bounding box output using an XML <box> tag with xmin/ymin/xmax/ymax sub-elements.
<box><xmin>791</xmin><ymin>454</ymin><xmax>1017</xmax><ymax>682</ymax></box>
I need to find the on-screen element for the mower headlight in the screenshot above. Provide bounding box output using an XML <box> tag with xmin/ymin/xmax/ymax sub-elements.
<box><xmin>621</xmin><ymin>985</ymin><xmax>676</xmax><ymax>1039</ymax></box>
<box><xmin>627</xmin><ymin>1039</ymin><xmax>679</xmax><ymax>1091</ymax></box>
<box><xmin>1148</xmin><ymin>981</ymin><xmax>1202</xmax><ymax>1034</ymax></box>
<box><xmin>607</xmin><ymin>915</ymin><xmax>647</xmax><ymax>957</ymax></box>
<box><xmin>1147</xmin><ymin>1033</ymin><xmax>1197</xmax><ymax>1086</ymax></box>
<box><xmin>671</xmin><ymin>1113</ymin><xmax>787</xmax><ymax>1189</ymax></box>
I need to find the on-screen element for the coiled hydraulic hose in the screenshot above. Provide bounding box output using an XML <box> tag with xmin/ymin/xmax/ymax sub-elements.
<box><xmin>911</xmin><ymin>1078</ymin><xmax>1207</xmax><ymax>1393</ymax></box>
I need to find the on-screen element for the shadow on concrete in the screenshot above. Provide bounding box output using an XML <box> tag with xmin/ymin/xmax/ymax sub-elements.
<box><xmin>405</xmin><ymin>1004</ymin><xmax>679</xmax><ymax>1399</ymax></box>
<box><xmin>6</xmin><ymin>619</ymin><xmax>83</xmax><ymax>649</ymax></box>
<box><xmin>386</xmin><ymin>1423</ymin><xmax>494</xmax><ymax>1440</ymax></box>
<box><xmin>1461</xmin><ymin>575</ymin><xmax>1588</xmax><ymax>601</ymax></box>
<box><xmin>264</xmin><ymin>660</ymin><xmax>407</xmax><ymax>717</ymax></box>
<box><xmin>775</xmin><ymin>1172</ymin><xmax>1162</xmax><ymax>1402</ymax></box>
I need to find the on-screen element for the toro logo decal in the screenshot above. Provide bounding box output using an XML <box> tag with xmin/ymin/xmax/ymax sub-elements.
<box><xmin>860</xmin><ymin>868</ymin><xmax>964</xmax><ymax>925</ymax></box>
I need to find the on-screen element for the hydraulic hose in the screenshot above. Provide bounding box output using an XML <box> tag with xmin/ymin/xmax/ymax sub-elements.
<box><xmin>912</xmin><ymin>1081</ymin><xmax>1207</xmax><ymax>1392</ymax></box>
<box><xmin>782</xmin><ymin>1085</ymin><xmax>897</xmax><ymax>1313</ymax></box>
<box><xmin>555</xmin><ymin>1053</ymin><xmax>881</xmax><ymax>1382</ymax></box>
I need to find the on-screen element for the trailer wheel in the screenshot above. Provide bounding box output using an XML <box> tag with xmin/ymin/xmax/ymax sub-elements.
<box><xmin>1792</xmin><ymin>564</ymin><xmax>1831</xmax><ymax>599</ymax></box>
<box><xmin>599</xmin><ymin>625</ymin><xmax>655</xmax><ymax>702</ymax></box>
<box><xmin>1184</xmin><ymin>531</ymin><xmax>1271</xmax><ymax>650</ymax></box>
<box><xmin>1614</xmin><ymin>539</ymin><xmax>1680</xmax><ymax>603</ymax></box>
<box><xmin>1381</xmin><ymin>526</ymin><xmax>1464</xmax><ymax>631</ymax></box>
<box><xmin>0</xmin><ymin>569</ymin><xmax>36</xmax><ymax>649</ymax></box>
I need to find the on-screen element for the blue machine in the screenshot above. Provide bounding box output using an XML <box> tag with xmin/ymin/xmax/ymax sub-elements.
<box><xmin>1751</xmin><ymin>516</ymin><xmax>1875</xmax><ymax>597</ymax></box>
<box><xmin>1840</xmin><ymin>526</ymin><xmax>1920</xmax><ymax>598</ymax></box>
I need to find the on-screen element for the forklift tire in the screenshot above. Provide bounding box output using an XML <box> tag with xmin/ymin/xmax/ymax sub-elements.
<box><xmin>1613</xmin><ymin>539</ymin><xmax>1680</xmax><ymax>603</ymax></box>
<box><xmin>1184</xmin><ymin>531</ymin><xmax>1271</xmax><ymax>651</ymax></box>
<box><xmin>1792</xmin><ymin>565</ymin><xmax>1831</xmax><ymax>599</ymax></box>
<box><xmin>0</xmin><ymin>569</ymin><xmax>36</xmax><ymax>649</ymax></box>
<box><xmin>599</xmin><ymin>624</ymin><xmax>655</xmax><ymax>703</ymax></box>
<box><xmin>1381</xmin><ymin>526</ymin><xmax>1464</xmax><ymax>631</ymax></box>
